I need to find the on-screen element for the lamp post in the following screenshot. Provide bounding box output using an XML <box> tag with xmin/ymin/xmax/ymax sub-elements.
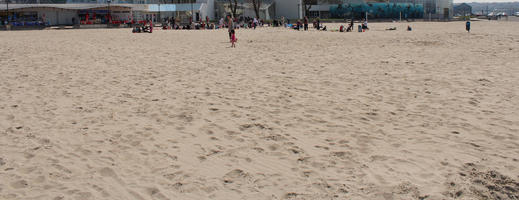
<box><xmin>107</xmin><ymin>0</ymin><xmax>111</xmax><ymax>24</ymax></box>
<box><xmin>6</xmin><ymin>0</ymin><xmax>9</xmax><ymax>25</ymax></box>
<box><xmin>298</xmin><ymin>3</ymin><xmax>300</xmax><ymax>19</ymax></box>
<box><xmin>191</xmin><ymin>0</ymin><xmax>194</xmax><ymax>22</ymax></box>
<box><xmin>158</xmin><ymin>0</ymin><xmax>161</xmax><ymax>23</ymax></box>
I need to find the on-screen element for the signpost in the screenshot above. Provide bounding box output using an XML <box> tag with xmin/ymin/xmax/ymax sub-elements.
<box><xmin>5</xmin><ymin>0</ymin><xmax>10</xmax><ymax>30</ymax></box>
<box><xmin>6</xmin><ymin>0</ymin><xmax>8</xmax><ymax>19</ymax></box>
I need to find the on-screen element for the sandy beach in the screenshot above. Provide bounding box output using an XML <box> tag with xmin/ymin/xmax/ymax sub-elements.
<box><xmin>1</xmin><ymin>20</ymin><xmax>518</xmax><ymax>200</ymax></box>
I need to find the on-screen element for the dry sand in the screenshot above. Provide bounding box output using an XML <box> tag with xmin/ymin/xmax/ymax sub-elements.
<box><xmin>1</xmin><ymin>21</ymin><xmax>518</xmax><ymax>200</ymax></box>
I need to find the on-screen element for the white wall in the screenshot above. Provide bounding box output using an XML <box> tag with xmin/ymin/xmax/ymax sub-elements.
<box><xmin>206</xmin><ymin>0</ymin><xmax>215</xmax><ymax>20</ymax></box>
<box><xmin>38</xmin><ymin>9</ymin><xmax>78</xmax><ymax>25</ymax></box>
<box><xmin>437</xmin><ymin>0</ymin><xmax>453</xmax><ymax>18</ymax></box>
<box><xmin>59</xmin><ymin>10</ymin><xmax>78</xmax><ymax>24</ymax></box>
<box><xmin>197</xmin><ymin>0</ymin><xmax>214</xmax><ymax>20</ymax></box>
<box><xmin>39</xmin><ymin>10</ymin><xmax>57</xmax><ymax>25</ymax></box>
<box><xmin>242</xmin><ymin>7</ymin><xmax>271</xmax><ymax>20</ymax></box>
<box><xmin>274</xmin><ymin>0</ymin><xmax>301</xmax><ymax>19</ymax></box>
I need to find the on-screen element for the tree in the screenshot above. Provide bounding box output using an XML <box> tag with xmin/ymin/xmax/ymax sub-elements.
<box><xmin>228</xmin><ymin>0</ymin><xmax>238</xmax><ymax>18</ymax></box>
<box><xmin>251</xmin><ymin>0</ymin><xmax>261</xmax><ymax>19</ymax></box>
<box><xmin>303</xmin><ymin>0</ymin><xmax>317</xmax><ymax>18</ymax></box>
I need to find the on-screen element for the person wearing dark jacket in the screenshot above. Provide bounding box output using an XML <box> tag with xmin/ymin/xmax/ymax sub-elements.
<box><xmin>303</xmin><ymin>16</ymin><xmax>308</xmax><ymax>31</ymax></box>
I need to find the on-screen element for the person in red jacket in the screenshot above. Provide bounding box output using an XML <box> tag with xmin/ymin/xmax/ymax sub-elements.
<box><xmin>230</xmin><ymin>30</ymin><xmax>237</xmax><ymax>48</ymax></box>
<box><xmin>149</xmin><ymin>20</ymin><xmax>153</xmax><ymax>33</ymax></box>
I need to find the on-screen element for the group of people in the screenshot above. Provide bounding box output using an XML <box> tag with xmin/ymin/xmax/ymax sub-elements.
<box><xmin>284</xmin><ymin>17</ymin><xmax>326</xmax><ymax>31</ymax></box>
<box><xmin>162</xmin><ymin>16</ymin><xmax>217</xmax><ymax>30</ymax></box>
<box><xmin>339</xmin><ymin>20</ymin><xmax>356</xmax><ymax>32</ymax></box>
<box><xmin>132</xmin><ymin>20</ymin><xmax>153</xmax><ymax>33</ymax></box>
<box><xmin>218</xmin><ymin>16</ymin><xmax>264</xmax><ymax>30</ymax></box>
<box><xmin>220</xmin><ymin>15</ymin><xmax>267</xmax><ymax>48</ymax></box>
<box><xmin>286</xmin><ymin>17</ymin><xmax>372</xmax><ymax>33</ymax></box>
<box><xmin>130</xmin><ymin>15</ymin><xmax>473</xmax><ymax>48</ymax></box>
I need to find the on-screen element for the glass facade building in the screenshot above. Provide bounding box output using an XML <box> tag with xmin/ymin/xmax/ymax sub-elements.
<box><xmin>310</xmin><ymin>0</ymin><xmax>452</xmax><ymax>20</ymax></box>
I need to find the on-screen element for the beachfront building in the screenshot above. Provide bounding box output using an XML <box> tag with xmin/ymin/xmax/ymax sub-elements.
<box><xmin>1</xmin><ymin>0</ymin><xmax>453</xmax><ymax>27</ymax></box>
<box><xmin>213</xmin><ymin>0</ymin><xmax>302</xmax><ymax>20</ymax></box>
<box><xmin>0</xmin><ymin>3</ymin><xmax>133</xmax><ymax>26</ymax></box>
<box><xmin>277</xmin><ymin>0</ymin><xmax>452</xmax><ymax>20</ymax></box>
<box><xmin>303</xmin><ymin>0</ymin><xmax>453</xmax><ymax>20</ymax></box>
<box><xmin>214</xmin><ymin>0</ymin><xmax>275</xmax><ymax>20</ymax></box>
<box><xmin>70</xmin><ymin>0</ymin><xmax>216</xmax><ymax>23</ymax></box>
<box><xmin>453</xmin><ymin>3</ymin><xmax>471</xmax><ymax>17</ymax></box>
<box><xmin>273</xmin><ymin>0</ymin><xmax>302</xmax><ymax>19</ymax></box>
<box><xmin>0</xmin><ymin>0</ymin><xmax>216</xmax><ymax>26</ymax></box>
<box><xmin>212</xmin><ymin>0</ymin><xmax>452</xmax><ymax>21</ymax></box>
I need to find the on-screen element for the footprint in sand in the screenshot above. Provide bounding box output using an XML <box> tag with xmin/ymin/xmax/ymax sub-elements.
<box><xmin>146</xmin><ymin>187</ymin><xmax>168</xmax><ymax>200</ymax></box>
<box><xmin>98</xmin><ymin>167</ymin><xmax>126</xmax><ymax>185</ymax></box>
<box><xmin>10</xmin><ymin>180</ymin><xmax>28</xmax><ymax>189</ymax></box>
<box><xmin>223</xmin><ymin>169</ymin><xmax>251</xmax><ymax>184</ymax></box>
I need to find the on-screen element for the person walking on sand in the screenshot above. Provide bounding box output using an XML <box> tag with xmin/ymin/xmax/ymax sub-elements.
<box><xmin>466</xmin><ymin>21</ymin><xmax>471</xmax><ymax>33</ymax></box>
<box><xmin>230</xmin><ymin>30</ymin><xmax>237</xmax><ymax>48</ymax></box>
<box><xmin>228</xmin><ymin>16</ymin><xmax>235</xmax><ymax>40</ymax></box>
<box><xmin>149</xmin><ymin>20</ymin><xmax>153</xmax><ymax>33</ymax></box>
<box><xmin>253</xmin><ymin>17</ymin><xmax>258</xmax><ymax>29</ymax></box>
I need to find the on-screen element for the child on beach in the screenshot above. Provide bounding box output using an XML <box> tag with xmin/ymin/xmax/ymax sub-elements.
<box><xmin>230</xmin><ymin>30</ymin><xmax>237</xmax><ymax>48</ymax></box>
<box><xmin>149</xmin><ymin>20</ymin><xmax>153</xmax><ymax>33</ymax></box>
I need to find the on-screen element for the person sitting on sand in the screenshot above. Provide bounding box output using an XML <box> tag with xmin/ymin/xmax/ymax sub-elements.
<box><xmin>407</xmin><ymin>25</ymin><xmax>412</xmax><ymax>31</ymax></box>
<box><xmin>132</xmin><ymin>25</ymin><xmax>141</xmax><ymax>33</ymax></box>
<box><xmin>141</xmin><ymin>21</ymin><xmax>150</xmax><ymax>33</ymax></box>
<box><xmin>219</xmin><ymin>18</ymin><xmax>224</xmax><ymax>29</ymax></box>
<box><xmin>362</xmin><ymin>20</ymin><xmax>368</xmax><ymax>31</ymax></box>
